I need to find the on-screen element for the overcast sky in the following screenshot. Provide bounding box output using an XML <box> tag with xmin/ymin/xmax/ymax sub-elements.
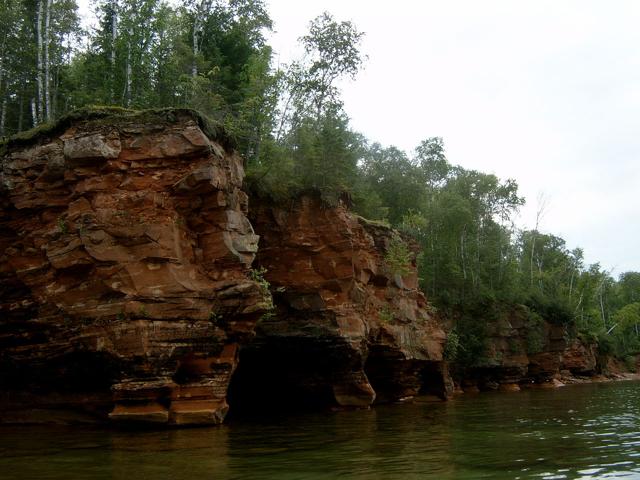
<box><xmin>78</xmin><ymin>0</ymin><xmax>640</xmax><ymax>274</ymax></box>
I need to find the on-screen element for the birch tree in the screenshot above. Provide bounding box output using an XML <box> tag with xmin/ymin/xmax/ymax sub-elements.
<box><xmin>117</xmin><ymin>0</ymin><xmax>163</xmax><ymax>107</ymax></box>
<box><xmin>43</xmin><ymin>0</ymin><xmax>53</xmax><ymax>120</ymax></box>
<box><xmin>102</xmin><ymin>0</ymin><xmax>119</xmax><ymax>103</ymax></box>
<box><xmin>35</xmin><ymin>0</ymin><xmax>44</xmax><ymax>124</ymax></box>
<box><xmin>190</xmin><ymin>0</ymin><xmax>213</xmax><ymax>77</ymax></box>
<box><xmin>280</xmin><ymin>12</ymin><xmax>364</xmax><ymax>129</ymax></box>
<box><xmin>529</xmin><ymin>192</ymin><xmax>548</xmax><ymax>288</ymax></box>
<box><xmin>0</xmin><ymin>0</ymin><xmax>22</xmax><ymax>135</ymax></box>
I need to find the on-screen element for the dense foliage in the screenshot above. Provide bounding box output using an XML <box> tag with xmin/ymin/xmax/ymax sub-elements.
<box><xmin>1</xmin><ymin>0</ymin><xmax>638</xmax><ymax>361</ymax></box>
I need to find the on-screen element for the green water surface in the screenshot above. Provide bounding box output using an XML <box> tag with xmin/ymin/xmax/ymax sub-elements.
<box><xmin>1</xmin><ymin>380</ymin><xmax>640</xmax><ymax>479</ymax></box>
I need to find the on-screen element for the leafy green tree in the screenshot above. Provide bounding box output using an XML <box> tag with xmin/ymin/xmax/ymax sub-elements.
<box><xmin>0</xmin><ymin>0</ymin><xmax>26</xmax><ymax>134</ymax></box>
<box><xmin>610</xmin><ymin>302</ymin><xmax>640</xmax><ymax>356</ymax></box>
<box><xmin>415</xmin><ymin>137</ymin><xmax>449</xmax><ymax>189</ymax></box>
<box><xmin>248</xmin><ymin>11</ymin><xmax>366</xmax><ymax>202</ymax></box>
<box><xmin>277</xmin><ymin>11</ymin><xmax>365</xmax><ymax>137</ymax></box>
<box><xmin>357</xmin><ymin>143</ymin><xmax>427</xmax><ymax>224</ymax></box>
<box><xmin>615</xmin><ymin>272</ymin><xmax>640</xmax><ymax>306</ymax></box>
<box><xmin>298</xmin><ymin>11</ymin><xmax>365</xmax><ymax>121</ymax></box>
<box><xmin>178</xmin><ymin>0</ymin><xmax>275</xmax><ymax>161</ymax></box>
<box><xmin>0</xmin><ymin>0</ymin><xmax>80</xmax><ymax>133</ymax></box>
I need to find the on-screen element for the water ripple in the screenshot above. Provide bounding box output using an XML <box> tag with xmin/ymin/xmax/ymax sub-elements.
<box><xmin>1</xmin><ymin>380</ymin><xmax>640</xmax><ymax>479</ymax></box>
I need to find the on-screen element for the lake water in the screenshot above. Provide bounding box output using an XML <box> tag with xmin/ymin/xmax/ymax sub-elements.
<box><xmin>2</xmin><ymin>381</ymin><xmax>640</xmax><ymax>479</ymax></box>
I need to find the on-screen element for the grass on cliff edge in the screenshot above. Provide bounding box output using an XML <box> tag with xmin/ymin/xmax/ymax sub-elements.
<box><xmin>0</xmin><ymin>106</ymin><xmax>234</xmax><ymax>155</ymax></box>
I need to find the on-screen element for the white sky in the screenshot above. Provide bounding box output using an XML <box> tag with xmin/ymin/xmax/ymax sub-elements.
<box><xmin>78</xmin><ymin>0</ymin><xmax>640</xmax><ymax>274</ymax></box>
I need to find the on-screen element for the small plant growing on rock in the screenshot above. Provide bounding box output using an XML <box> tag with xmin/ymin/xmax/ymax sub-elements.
<box><xmin>379</xmin><ymin>304</ymin><xmax>394</xmax><ymax>324</ymax></box>
<box><xmin>525</xmin><ymin>310</ymin><xmax>546</xmax><ymax>354</ymax></box>
<box><xmin>57</xmin><ymin>217</ymin><xmax>68</xmax><ymax>234</ymax></box>
<box><xmin>138</xmin><ymin>306</ymin><xmax>149</xmax><ymax>318</ymax></box>
<box><xmin>249</xmin><ymin>267</ymin><xmax>269</xmax><ymax>290</ymax></box>
<box><xmin>624</xmin><ymin>355</ymin><xmax>637</xmax><ymax>372</ymax></box>
<box><xmin>209</xmin><ymin>310</ymin><xmax>222</xmax><ymax>324</ymax></box>
<box><xmin>384</xmin><ymin>236</ymin><xmax>412</xmax><ymax>277</ymax></box>
<box><xmin>508</xmin><ymin>337</ymin><xmax>523</xmax><ymax>354</ymax></box>
<box><xmin>116</xmin><ymin>311</ymin><xmax>127</xmax><ymax>321</ymax></box>
<box><xmin>250</xmin><ymin>267</ymin><xmax>272</xmax><ymax>301</ymax></box>
<box><xmin>425</xmin><ymin>302</ymin><xmax>438</xmax><ymax>315</ymax></box>
<box><xmin>249</xmin><ymin>267</ymin><xmax>277</xmax><ymax>322</ymax></box>
<box><xmin>444</xmin><ymin>330</ymin><xmax>460</xmax><ymax>360</ymax></box>
<box><xmin>257</xmin><ymin>310</ymin><xmax>275</xmax><ymax>324</ymax></box>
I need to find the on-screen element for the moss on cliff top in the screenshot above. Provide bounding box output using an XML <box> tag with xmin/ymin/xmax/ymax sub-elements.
<box><xmin>0</xmin><ymin>106</ymin><xmax>234</xmax><ymax>155</ymax></box>
<box><xmin>354</xmin><ymin>214</ymin><xmax>391</xmax><ymax>229</ymax></box>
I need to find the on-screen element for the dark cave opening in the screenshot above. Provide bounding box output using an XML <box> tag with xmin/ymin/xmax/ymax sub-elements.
<box><xmin>226</xmin><ymin>335</ymin><xmax>366</xmax><ymax>418</ymax></box>
<box><xmin>419</xmin><ymin>362</ymin><xmax>450</xmax><ymax>399</ymax></box>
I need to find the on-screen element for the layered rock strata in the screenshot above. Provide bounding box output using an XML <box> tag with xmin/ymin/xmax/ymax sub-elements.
<box><xmin>229</xmin><ymin>195</ymin><xmax>452</xmax><ymax>412</ymax></box>
<box><xmin>0</xmin><ymin>109</ymin><xmax>268</xmax><ymax>425</ymax></box>
<box><xmin>456</xmin><ymin>306</ymin><xmax>600</xmax><ymax>392</ymax></box>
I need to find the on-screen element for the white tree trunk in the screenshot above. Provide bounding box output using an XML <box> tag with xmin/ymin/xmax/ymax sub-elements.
<box><xmin>529</xmin><ymin>235</ymin><xmax>536</xmax><ymax>287</ymax></box>
<box><xmin>110</xmin><ymin>4</ymin><xmax>117</xmax><ymax>102</ymax></box>
<box><xmin>0</xmin><ymin>97</ymin><xmax>6</xmax><ymax>136</ymax></box>
<box><xmin>31</xmin><ymin>98</ymin><xmax>38</xmax><ymax>127</ymax></box>
<box><xmin>18</xmin><ymin>95</ymin><xmax>24</xmax><ymax>131</ymax></box>
<box><xmin>600</xmin><ymin>287</ymin><xmax>606</xmax><ymax>329</ymax></box>
<box><xmin>0</xmin><ymin>60</ymin><xmax>4</xmax><ymax>133</ymax></box>
<box><xmin>192</xmin><ymin>17</ymin><xmax>199</xmax><ymax>77</ymax></box>
<box><xmin>0</xmin><ymin>54</ymin><xmax>4</xmax><ymax>94</ymax></box>
<box><xmin>125</xmin><ymin>37</ymin><xmax>132</xmax><ymax>106</ymax></box>
<box><xmin>192</xmin><ymin>0</ymin><xmax>212</xmax><ymax>77</ymax></box>
<box><xmin>44</xmin><ymin>0</ymin><xmax>52</xmax><ymax>120</ymax></box>
<box><xmin>460</xmin><ymin>227</ymin><xmax>467</xmax><ymax>281</ymax></box>
<box><xmin>430</xmin><ymin>227</ymin><xmax>436</xmax><ymax>297</ymax></box>
<box><xmin>530</xmin><ymin>193</ymin><xmax>547</xmax><ymax>288</ymax></box>
<box><xmin>475</xmin><ymin>226</ymin><xmax>481</xmax><ymax>290</ymax></box>
<box><xmin>36</xmin><ymin>0</ymin><xmax>44</xmax><ymax>123</ymax></box>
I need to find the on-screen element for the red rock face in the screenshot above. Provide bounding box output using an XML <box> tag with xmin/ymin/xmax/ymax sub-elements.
<box><xmin>229</xmin><ymin>195</ymin><xmax>452</xmax><ymax>411</ymax></box>
<box><xmin>459</xmin><ymin>308</ymin><xmax>599</xmax><ymax>391</ymax></box>
<box><xmin>0</xmin><ymin>111</ymin><xmax>268</xmax><ymax>425</ymax></box>
<box><xmin>560</xmin><ymin>339</ymin><xmax>598</xmax><ymax>375</ymax></box>
<box><xmin>9</xmin><ymin>110</ymin><xmax>605</xmax><ymax>424</ymax></box>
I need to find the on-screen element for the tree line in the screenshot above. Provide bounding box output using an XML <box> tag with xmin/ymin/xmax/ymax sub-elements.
<box><xmin>1</xmin><ymin>0</ymin><xmax>639</xmax><ymax>362</ymax></box>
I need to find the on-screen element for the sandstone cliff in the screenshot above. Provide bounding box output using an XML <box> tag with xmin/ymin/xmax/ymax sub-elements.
<box><xmin>454</xmin><ymin>305</ymin><xmax>602</xmax><ymax>392</ymax></box>
<box><xmin>0</xmin><ymin>109</ymin><xmax>268</xmax><ymax>425</ymax></box>
<box><xmin>229</xmin><ymin>194</ymin><xmax>451</xmax><ymax>412</ymax></box>
<box><xmin>0</xmin><ymin>109</ymin><xmax>451</xmax><ymax>425</ymax></box>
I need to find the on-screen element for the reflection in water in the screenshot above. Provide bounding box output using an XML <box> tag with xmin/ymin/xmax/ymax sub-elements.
<box><xmin>1</xmin><ymin>381</ymin><xmax>640</xmax><ymax>479</ymax></box>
